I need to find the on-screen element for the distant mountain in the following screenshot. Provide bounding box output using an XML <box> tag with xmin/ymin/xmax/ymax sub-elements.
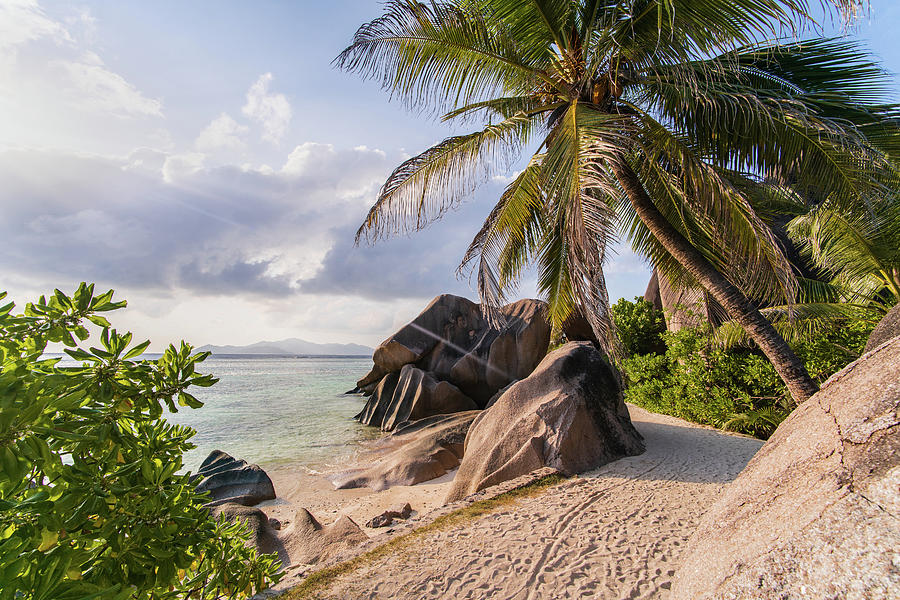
<box><xmin>198</xmin><ymin>337</ymin><xmax>373</xmax><ymax>356</ymax></box>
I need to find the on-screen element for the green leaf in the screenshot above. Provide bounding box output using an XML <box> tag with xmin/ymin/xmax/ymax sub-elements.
<box><xmin>122</xmin><ymin>340</ymin><xmax>151</xmax><ymax>360</ymax></box>
<box><xmin>85</xmin><ymin>315</ymin><xmax>111</xmax><ymax>328</ymax></box>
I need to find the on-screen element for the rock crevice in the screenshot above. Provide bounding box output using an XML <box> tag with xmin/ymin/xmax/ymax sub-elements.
<box><xmin>355</xmin><ymin>295</ymin><xmax>551</xmax><ymax>431</ymax></box>
<box><xmin>672</xmin><ymin>337</ymin><xmax>900</xmax><ymax>600</ymax></box>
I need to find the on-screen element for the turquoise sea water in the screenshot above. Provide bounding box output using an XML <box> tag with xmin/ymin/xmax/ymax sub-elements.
<box><xmin>45</xmin><ymin>353</ymin><xmax>375</xmax><ymax>473</ymax></box>
<box><xmin>162</xmin><ymin>356</ymin><xmax>379</xmax><ymax>473</ymax></box>
<box><xmin>46</xmin><ymin>354</ymin><xmax>380</xmax><ymax>473</ymax></box>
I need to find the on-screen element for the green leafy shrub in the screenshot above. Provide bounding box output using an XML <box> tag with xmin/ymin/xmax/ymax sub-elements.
<box><xmin>792</xmin><ymin>318</ymin><xmax>873</xmax><ymax>383</ymax></box>
<box><xmin>610</xmin><ymin>297</ymin><xmax>666</xmax><ymax>356</ymax></box>
<box><xmin>0</xmin><ymin>284</ymin><xmax>281</xmax><ymax>600</ymax></box>
<box><xmin>622</xmin><ymin>325</ymin><xmax>784</xmax><ymax>433</ymax></box>
<box><xmin>615</xmin><ymin>298</ymin><xmax>875</xmax><ymax>438</ymax></box>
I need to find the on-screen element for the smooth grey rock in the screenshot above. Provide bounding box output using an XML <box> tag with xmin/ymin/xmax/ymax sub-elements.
<box><xmin>193</xmin><ymin>450</ymin><xmax>276</xmax><ymax>507</ymax></box>
<box><xmin>332</xmin><ymin>411</ymin><xmax>478</xmax><ymax>491</ymax></box>
<box><xmin>355</xmin><ymin>371</ymin><xmax>400</xmax><ymax>426</ymax></box>
<box><xmin>672</xmin><ymin>337</ymin><xmax>900</xmax><ymax>600</ymax></box>
<box><xmin>865</xmin><ymin>302</ymin><xmax>900</xmax><ymax>353</ymax></box>
<box><xmin>643</xmin><ymin>270</ymin><xmax>663</xmax><ymax>311</ymax></box>
<box><xmin>380</xmin><ymin>365</ymin><xmax>477</xmax><ymax>431</ymax></box>
<box><xmin>445</xmin><ymin>342</ymin><xmax>645</xmax><ymax>502</ymax></box>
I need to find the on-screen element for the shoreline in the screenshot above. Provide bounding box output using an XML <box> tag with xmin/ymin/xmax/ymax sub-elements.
<box><xmin>259</xmin><ymin>463</ymin><xmax>457</xmax><ymax>532</ymax></box>
<box><xmin>247</xmin><ymin>405</ymin><xmax>764</xmax><ymax>598</ymax></box>
<box><xmin>252</xmin><ymin>428</ymin><xmax>456</xmax><ymax>535</ymax></box>
<box><xmin>283</xmin><ymin>405</ymin><xmax>764</xmax><ymax>598</ymax></box>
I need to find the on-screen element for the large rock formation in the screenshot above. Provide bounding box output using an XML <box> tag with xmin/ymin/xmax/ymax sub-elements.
<box><xmin>865</xmin><ymin>302</ymin><xmax>900</xmax><ymax>353</ymax></box>
<box><xmin>193</xmin><ymin>450</ymin><xmax>276</xmax><ymax>507</ymax></box>
<box><xmin>355</xmin><ymin>295</ymin><xmax>551</xmax><ymax>429</ymax></box>
<box><xmin>672</xmin><ymin>337</ymin><xmax>900</xmax><ymax>600</ymax></box>
<box><xmin>333</xmin><ymin>411</ymin><xmax>478</xmax><ymax>491</ymax></box>
<box><xmin>357</xmin><ymin>365</ymin><xmax>477</xmax><ymax>431</ymax></box>
<box><xmin>445</xmin><ymin>342</ymin><xmax>645</xmax><ymax>502</ymax></box>
<box><xmin>643</xmin><ymin>269</ymin><xmax>727</xmax><ymax>331</ymax></box>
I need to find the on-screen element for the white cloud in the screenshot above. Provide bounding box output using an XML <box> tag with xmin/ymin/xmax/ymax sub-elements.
<box><xmin>0</xmin><ymin>1</ymin><xmax>163</xmax><ymax>153</ymax></box>
<box><xmin>491</xmin><ymin>170</ymin><xmax>523</xmax><ymax>185</ymax></box>
<box><xmin>195</xmin><ymin>113</ymin><xmax>249</xmax><ymax>151</ymax></box>
<box><xmin>242</xmin><ymin>73</ymin><xmax>292</xmax><ymax>144</ymax></box>
<box><xmin>162</xmin><ymin>152</ymin><xmax>206</xmax><ymax>183</ymax></box>
<box><xmin>0</xmin><ymin>0</ymin><xmax>69</xmax><ymax>52</ymax></box>
<box><xmin>53</xmin><ymin>51</ymin><xmax>163</xmax><ymax>117</ymax></box>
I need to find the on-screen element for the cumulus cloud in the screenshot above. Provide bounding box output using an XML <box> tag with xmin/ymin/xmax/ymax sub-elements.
<box><xmin>0</xmin><ymin>0</ymin><xmax>164</xmax><ymax>153</ymax></box>
<box><xmin>242</xmin><ymin>73</ymin><xmax>292</xmax><ymax>144</ymax></box>
<box><xmin>195</xmin><ymin>113</ymin><xmax>249</xmax><ymax>151</ymax></box>
<box><xmin>53</xmin><ymin>51</ymin><xmax>163</xmax><ymax>117</ymax></box>
<box><xmin>0</xmin><ymin>0</ymin><xmax>70</xmax><ymax>52</ymax></box>
<box><xmin>0</xmin><ymin>143</ymin><xmax>401</xmax><ymax>300</ymax></box>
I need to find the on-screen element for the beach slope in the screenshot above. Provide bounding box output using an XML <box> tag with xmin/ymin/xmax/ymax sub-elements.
<box><xmin>293</xmin><ymin>404</ymin><xmax>763</xmax><ymax>599</ymax></box>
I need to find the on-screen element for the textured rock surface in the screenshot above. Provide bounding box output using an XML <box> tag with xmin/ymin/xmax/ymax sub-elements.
<box><xmin>865</xmin><ymin>302</ymin><xmax>900</xmax><ymax>353</ymax></box>
<box><xmin>355</xmin><ymin>371</ymin><xmax>400</xmax><ymax>427</ymax></box>
<box><xmin>360</xmin><ymin>365</ymin><xmax>477</xmax><ymax>432</ymax></box>
<box><xmin>365</xmin><ymin>503</ymin><xmax>412</xmax><ymax>528</ymax></box>
<box><xmin>287</xmin><ymin>509</ymin><xmax>368</xmax><ymax>565</ymax></box>
<box><xmin>672</xmin><ymin>337</ymin><xmax>900</xmax><ymax>600</ymax></box>
<box><xmin>644</xmin><ymin>269</ymin><xmax>727</xmax><ymax>331</ymax></box>
<box><xmin>356</xmin><ymin>294</ymin><xmax>550</xmax><ymax>408</ymax></box>
<box><xmin>445</xmin><ymin>342</ymin><xmax>645</xmax><ymax>502</ymax></box>
<box><xmin>211</xmin><ymin>503</ymin><xmax>279</xmax><ymax>555</ymax></box>
<box><xmin>193</xmin><ymin>450</ymin><xmax>276</xmax><ymax>507</ymax></box>
<box><xmin>332</xmin><ymin>411</ymin><xmax>478</xmax><ymax>491</ymax></box>
<box><xmin>643</xmin><ymin>270</ymin><xmax>663</xmax><ymax>311</ymax></box>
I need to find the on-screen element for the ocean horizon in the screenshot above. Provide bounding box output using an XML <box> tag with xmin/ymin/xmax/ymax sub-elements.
<box><xmin>50</xmin><ymin>354</ymin><xmax>380</xmax><ymax>473</ymax></box>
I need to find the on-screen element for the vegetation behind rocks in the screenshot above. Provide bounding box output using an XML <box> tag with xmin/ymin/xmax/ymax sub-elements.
<box><xmin>612</xmin><ymin>297</ymin><xmax>874</xmax><ymax>438</ymax></box>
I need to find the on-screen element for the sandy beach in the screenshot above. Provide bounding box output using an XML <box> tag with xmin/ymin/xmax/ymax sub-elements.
<box><xmin>259</xmin><ymin>465</ymin><xmax>456</xmax><ymax>535</ymax></box>
<box><xmin>255</xmin><ymin>405</ymin><xmax>763</xmax><ymax>599</ymax></box>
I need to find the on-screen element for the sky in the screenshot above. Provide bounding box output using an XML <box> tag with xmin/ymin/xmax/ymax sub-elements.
<box><xmin>1</xmin><ymin>1</ymin><xmax>898</xmax><ymax>350</ymax></box>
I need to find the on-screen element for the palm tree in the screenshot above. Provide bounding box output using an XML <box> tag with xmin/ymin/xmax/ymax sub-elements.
<box><xmin>715</xmin><ymin>183</ymin><xmax>900</xmax><ymax>348</ymax></box>
<box><xmin>789</xmin><ymin>194</ymin><xmax>900</xmax><ymax>306</ymax></box>
<box><xmin>336</xmin><ymin>0</ymin><xmax>895</xmax><ymax>403</ymax></box>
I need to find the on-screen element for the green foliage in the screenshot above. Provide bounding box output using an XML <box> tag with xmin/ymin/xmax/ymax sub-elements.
<box><xmin>792</xmin><ymin>317</ymin><xmax>873</xmax><ymax>383</ymax></box>
<box><xmin>610</xmin><ymin>297</ymin><xmax>665</xmax><ymax>357</ymax></box>
<box><xmin>0</xmin><ymin>284</ymin><xmax>281</xmax><ymax>600</ymax></box>
<box><xmin>620</xmin><ymin>310</ymin><xmax>875</xmax><ymax>438</ymax></box>
<box><xmin>337</xmin><ymin>0</ymin><xmax>897</xmax><ymax>357</ymax></box>
<box><xmin>622</xmin><ymin>325</ymin><xmax>784</xmax><ymax>434</ymax></box>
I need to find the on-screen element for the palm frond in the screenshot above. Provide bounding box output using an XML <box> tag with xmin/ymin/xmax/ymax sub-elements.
<box><xmin>335</xmin><ymin>0</ymin><xmax>556</xmax><ymax>115</ymax></box>
<box><xmin>459</xmin><ymin>154</ymin><xmax>546</xmax><ymax>313</ymax></box>
<box><xmin>788</xmin><ymin>199</ymin><xmax>900</xmax><ymax>302</ymax></box>
<box><xmin>623</xmin><ymin>106</ymin><xmax>800</xmax><ymax>307</ymax></box>
<box><xmin>636</xmin><ymin>39</ymin><xmax>900</xmax><ymax>202</ymax></box>
<box><xmin>714</xmin><ymin>301</ymin><xmax>883</xmax><ymax>348</ymax></box>
<box><xmin>356</xmin><ymin>111</ymin><xmax>541</xmax><ymax>243</ymax></box>
<box><xmin>537</xmin><ymin>102</ymin><xmax>629</xmax><ymax>354</ymax></box>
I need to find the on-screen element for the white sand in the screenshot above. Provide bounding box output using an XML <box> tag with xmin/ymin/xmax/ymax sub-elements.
<box><xmin>305</xmin><ymin>405</ymin><xmax>764</xmax><ymax>599</ymax></box>
<box><xmin>257</xmin><ymin>459</ymin><xmax>455</xmax><ymax>535</ymax></box>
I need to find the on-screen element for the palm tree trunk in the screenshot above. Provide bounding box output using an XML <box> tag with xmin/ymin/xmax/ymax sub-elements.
<box><xmin>610</xmin><ymin>160</ymin><xmax>819</xmax><ymax>404</ymax></box>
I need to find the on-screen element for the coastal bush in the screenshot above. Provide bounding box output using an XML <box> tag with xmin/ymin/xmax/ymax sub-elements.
<box><xmin>622</xmin><ymin>325</ymin><xmax>784</xmax><ymax>434</ymax></box>
<box><xmin>615</xmin><ymin>298</ymin><xmax>874</xmax><ymax>438</ymax></box>
<box><xmin>0</xmin><ymin>284</ymin><xmax>281</xmax><ymax>600</ymax></box>
<box><xmin>610</xmin><ymin>297</ymin><xmax>666</xmax><ymax>356</ymax></box>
